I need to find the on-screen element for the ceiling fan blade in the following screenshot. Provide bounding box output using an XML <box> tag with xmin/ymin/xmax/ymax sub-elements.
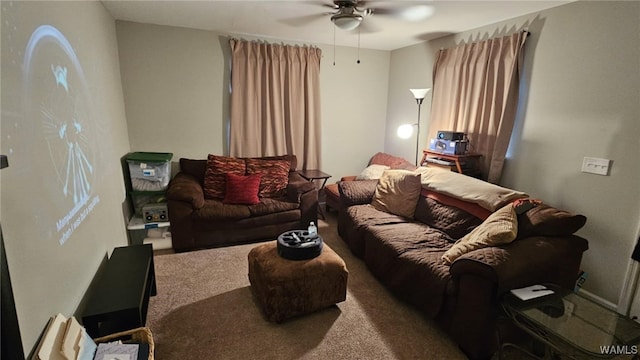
<box><xmin>369</xmin><ymin>3</ymin><xmax>435</xmax><ymax>21</ymax></box>
<box><xmin>279</xmin><ymin>13</ymin><xmax>327</xmax><ymax>27</ymax></box>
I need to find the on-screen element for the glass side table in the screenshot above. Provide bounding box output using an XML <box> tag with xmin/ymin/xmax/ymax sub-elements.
<box><xmin>500</xmin><ymin>284</ymin><xmax>640</xmax><ymax>359</ymax></box>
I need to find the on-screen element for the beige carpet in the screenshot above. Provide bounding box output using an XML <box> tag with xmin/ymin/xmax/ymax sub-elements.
<box><xmin>147</xmin><ymin>213</ymin><xmax>468</xmax><ymax>359</ymax></box>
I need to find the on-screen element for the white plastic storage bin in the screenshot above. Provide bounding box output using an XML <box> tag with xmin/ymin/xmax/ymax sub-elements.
<box><xmin>127</xmin><ymin>215</ymin><xmax>172</xmax><ymax>250</ymax></box>
<box><xmin>130</xmin><ymin>192</ymin><xmax>166</xmax><ymax>217</ymax></box>
<box><xmin>126</xmin><ymin>152</ymin><xmax>173</xmax><ymax>191</ymax></box>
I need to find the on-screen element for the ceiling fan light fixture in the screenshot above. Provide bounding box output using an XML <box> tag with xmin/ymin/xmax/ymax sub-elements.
<box><xmin>331</xmin><ymin>13</ymin><xmax>363</xmax><ymax>31</ymax></box>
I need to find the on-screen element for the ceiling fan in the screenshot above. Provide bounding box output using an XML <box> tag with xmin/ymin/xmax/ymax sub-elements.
<box><xmin>321</xmin><ymin>0</ymin><xmax>434</xmax><ymax>32</ymax></box>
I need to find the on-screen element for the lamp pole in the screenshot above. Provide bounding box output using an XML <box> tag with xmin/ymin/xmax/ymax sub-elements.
<box><xmin>414</xmin><ymin>98</ymin><xmax>424</xmax><ymax>166</ymax></box>
<box><xmin>409</xmin><ymin>88</ymin><xmax>430</xmax><ymax>166</ymax></box>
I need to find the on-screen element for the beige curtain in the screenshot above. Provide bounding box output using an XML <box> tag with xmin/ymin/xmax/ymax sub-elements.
<box><xmin>429</xmin><ymin>31</ymin><xmax>528</xmax><ymax>183</ymax></box>
<box><xmin>229</xmin><ymin>39</ymin><xmax>322</xmax><ymax>170</ymax></box>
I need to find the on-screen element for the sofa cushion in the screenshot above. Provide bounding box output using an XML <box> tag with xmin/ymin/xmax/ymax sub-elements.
<box><xmin>356</xmin><ymin>164</ymin><xmax>390</xmax><ymax>180</ymax></box>
<box><xmin>248</xmin><ymin>197</ymin><xmax>300</xmax><ymax>217</ymax></box>
<box><xmin>246</xmin><ymin>158</ymin><xmax>291</xmax><ymax>198</ymax></box>
<box><xmin>193</xmin><ymin>199</ymin><xmax>252</xmax><ymax>221</ymax></box>
<box><xmin>203</xmin><ymin>155</ymin><xmax>246</xmax><ymax>199</ymax></box>
<box><xmin>414</xmin><ymin>196</ymin><xmax>483</xmax><ymax>240</ymax></box>
<box><xmin>442</xmin><ymin>203</ymin><xmax>518</xmax><ymax>264</ymax></box>
<box><xmin>371</xmin><ymin>170</ymin><xmax>422</xmax><ymax>219</ymax></box>
<box><xmin>193</xmin><ymin>197</ymin><xmax>300</xmax><ymax>222</ymax></box>
<box><xmin>341</xmin><ymin>204</ymin><xmax>414</xmax><ymax>257</ymax></box>
<box><xmin>223</xmin><ymin>173</ymin><xmax>261</xmax><ymax>205</ymax></box>
<box><xmin>363</xmin><ymin>222</ymin><xmax>453</xmax><ymax>318</ymax></box>
<box><xmin>339</xmin><ymin>180</ymin><xmax>379</xmax><ymax>207</ymax></box>
<box><xmin>517</xmin><ymin>202</ymin><xmax>587</xmax><ymax>239</ymax></box>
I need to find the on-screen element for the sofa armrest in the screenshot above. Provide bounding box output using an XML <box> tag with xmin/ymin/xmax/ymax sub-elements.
<box><xmin>338</xmin><ymin>179</ymin><xmax>378</xmax><ymax>207</ymax></box>
<box><xmin>449</xmin><ymin>235</ymin><xmax>589</xmax><ymax>292</ymax></box>
<box><xmin>341</xmin><ymin>175</ymin><xmax>358</xmax><ymax>181</ymax></box>
<box><xmin>166</xmin><ymin>173</ymin><xmax>205</xmax><ymax>209</ymax></box>
<box><xmin>286</xmin><ymin>172</ymin><xmax>318</xmax><ymax>226</ymax></box>
<box><xmin>286</xmin><ymin>172</ymin><xmax>317</xmax><ymax>202</ymax></box>
<box><xmin>444</xmin><ymin>235</ymin><xmax>588</xmax><ymax>359</ymax></box>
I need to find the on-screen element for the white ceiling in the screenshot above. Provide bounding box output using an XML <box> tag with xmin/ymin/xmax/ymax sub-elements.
<box><xmin>101</xmin><ymin>0</ymin><xmax>573</xmax><ymax>51</ymax></box>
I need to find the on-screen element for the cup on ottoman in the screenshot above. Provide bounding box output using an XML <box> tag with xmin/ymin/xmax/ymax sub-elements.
<box><xmin>247</xmin><ymin>241</ymin><xmax>348</xmax><ymax>322</ymax></box>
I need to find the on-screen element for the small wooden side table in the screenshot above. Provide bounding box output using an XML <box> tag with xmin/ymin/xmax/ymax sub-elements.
<box><xmin>420</xmin><ymin>150</ymin><xmax>482</xmax><ymax>176</ymax></box>
<box><xmin>297</xmin><ymin>169</ymin><xmax>332</xmax><ymax>219</ymax></box>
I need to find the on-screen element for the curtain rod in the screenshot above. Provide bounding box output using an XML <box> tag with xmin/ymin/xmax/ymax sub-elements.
<box><xmin>228</xmin><ymin>36</ymin><xmax>319</xmax><ymax>49</ymax></box>
<box><xmin>438</xmin><ymin>29</ymin><xmax>530</xmax><ymax>51</ymax></box>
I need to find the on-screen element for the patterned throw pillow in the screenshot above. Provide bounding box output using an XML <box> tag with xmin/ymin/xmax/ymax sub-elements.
<box><xmin>223</xmin><ymin>173</ymin><xmax>261</xmax><ymax>205</ymax></box>
<box><xmin>246</xmin><ymin>158</ymin><xmax>291</xmax><ymax>197</ymax></box>
<box><xmin>203</xmin><ymin>155</ymin><xmax>246</xmax><ymax>199</ymax></box>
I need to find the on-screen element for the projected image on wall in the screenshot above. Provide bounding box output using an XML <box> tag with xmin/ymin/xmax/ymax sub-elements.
<box><xmin>18</xmin><ymin>25</ymin><xmax>100</xmax><ymax>244</ymax></box>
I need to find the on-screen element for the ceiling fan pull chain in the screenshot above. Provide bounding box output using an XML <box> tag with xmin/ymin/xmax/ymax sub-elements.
<box><xmin>333</xmin><ymin>25</ymin><xmax>336</xmax><ymax>66</ymax></box>
<box><xmin>357</xmin><ymin>27</ymin><xmax>361</xmax><ymax>64</ymax></box>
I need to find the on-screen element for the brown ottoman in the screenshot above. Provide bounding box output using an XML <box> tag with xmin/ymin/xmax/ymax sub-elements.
<box><xmin>248</xmin><ymin>241</ymin><xmax>348</xmax><ymax>322</ymax></box>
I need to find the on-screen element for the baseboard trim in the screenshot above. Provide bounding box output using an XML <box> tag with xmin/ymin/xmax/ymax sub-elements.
<box><xmin>578</xmin><ymin>288</ymin><xmax>618</xmax><ymax>311</ymax></box>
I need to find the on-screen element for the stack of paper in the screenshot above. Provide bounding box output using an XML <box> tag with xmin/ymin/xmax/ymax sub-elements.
<box><xmin>510</xmin><ymin>284</ymin><xmax>554</xmax><ymax>301</ymax></box>
<box><xmin>32</xmin><ymin>314</ymin><xmax>96</xmax><ymax>360</ymax></box>
<box><xmin>94</xmin><ymin>343</ymin><xmax>139</xmax><ymax>360</ymax></box>
<box><xmin>32</xmin><ymin>314</ymin><xmax>148</xmax><ymax>360</ymax></box>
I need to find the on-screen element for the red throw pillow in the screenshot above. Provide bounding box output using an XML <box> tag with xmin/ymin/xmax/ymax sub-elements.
<box><xmin>246</xmin><ymin>158</ymin><xmax>290</xmax><ymax>197</ymax></box>
<box><xmin>223</xmin><ymin>173</ymin><xmax>261</xmax><ymax>205</ymax></box>
<box><xmin>203</xmin><ymin>155</ymin><xmax>246</xmax><ymax>199</ymax></box>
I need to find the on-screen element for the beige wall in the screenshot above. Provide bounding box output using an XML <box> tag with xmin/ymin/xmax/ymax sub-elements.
<box><xmin>4</xmin><ymin>1</ymin><xmax>636</xmax><ymax>353</ymax></box>
<box><xmin>387</xmin><ymin>1</ymin><xmax>640</xmax><ymax>306</ymax></box>
<box><xmin>385</xmin><ymin>43</ymin><xmax>438</xmax><ymax>164</ymax></box>
<box><xmin>0</xmin><ymin>1</ymin><xmax>130</xmax><ymax>354</ymax></box>
<box><xmin>116</xmin><ymin>21</ymin><xmax>390</xmax><ymax>181</ymax></box>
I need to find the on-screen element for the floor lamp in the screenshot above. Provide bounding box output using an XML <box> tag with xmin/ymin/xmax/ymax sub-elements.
<box><xmin>397</xmin><ymin>88</ymin><xmax>430</xmax><ymax>165</ymax></box>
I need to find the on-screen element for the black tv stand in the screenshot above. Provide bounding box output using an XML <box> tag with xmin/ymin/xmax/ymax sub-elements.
<box><xmin>82</xmin><ymin>244</ymin><xmax>156</xmax><ymax>337</ymax></box>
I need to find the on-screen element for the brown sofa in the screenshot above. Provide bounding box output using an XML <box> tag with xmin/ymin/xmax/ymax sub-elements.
<box><xmin>337</xmin><ymin>168</ymin><xmax>589</xmax><ymax>360</ymax></box>
<box><xmin>166</xmin><ymin>155</ymin><xmax>318</xmax><ymax>252</ymax></box>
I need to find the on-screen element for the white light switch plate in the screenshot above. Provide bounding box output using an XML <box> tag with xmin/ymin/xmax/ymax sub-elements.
<box><xmin>581</xmin><ymin>157</ymin><xmax>611</xmax><ymax>176</ymax></box>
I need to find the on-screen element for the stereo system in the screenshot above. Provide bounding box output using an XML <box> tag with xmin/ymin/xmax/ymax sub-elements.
<box><xmin>429</xmin><ymin>138</ymin><xmax>468</xmax><ymax>155</ymax></box>
<box><xmin>142</xmin><ymin>203</ymin><xmax>168</xmax><ymax>223</ymax></box>
<box><xmin>437</xmin><ymin>131</ymin><xmax>465</xmax><ymax>141</ymax></box>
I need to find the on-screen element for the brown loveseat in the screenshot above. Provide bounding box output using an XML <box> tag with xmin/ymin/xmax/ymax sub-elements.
<box><xmin>337</xmin><ymin>167</ymin><xmax>589</xmax><ymax>360</ymax></box>
<box><xmin>166</xmin><ymin>155</ymin><xmax>318</xmax><ymax>252</ymax></box>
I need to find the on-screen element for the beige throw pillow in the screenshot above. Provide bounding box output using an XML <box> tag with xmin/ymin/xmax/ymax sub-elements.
<box><xmin>356</xmin><ymin>164</ymin><xmax>390</xmax><ymax>180</ymax></box>
<box><xmin>371</xmin><ymin>170</ymin><xmax>422</xmax><ymax>219</ymax></box>
<box><xmin>442</xmin><ymin>203</ymin><xmax>518</xmax><ymax>265</ymax></box>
